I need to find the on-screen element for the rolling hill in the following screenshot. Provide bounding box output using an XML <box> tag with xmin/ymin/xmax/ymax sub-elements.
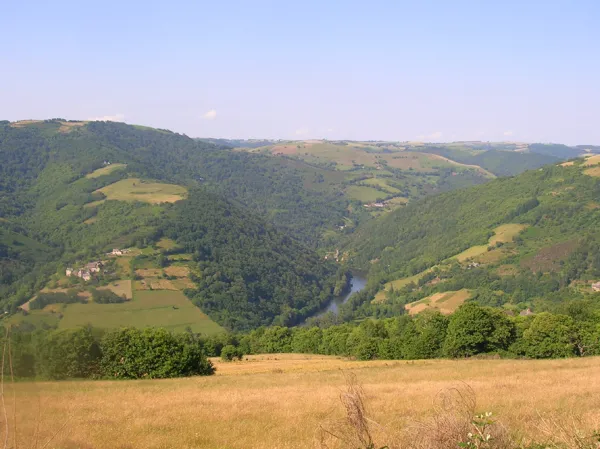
<box><xmin>0</xmin><ymin>120</ymin><xmax>347</xmax><ymax>331</ymax></box>
<box><xmin>340</xmin><ymin>155</ymin><xmax>600</xmax><ymax>317</ymax></box>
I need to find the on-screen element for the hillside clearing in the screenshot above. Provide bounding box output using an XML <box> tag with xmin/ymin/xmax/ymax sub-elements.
<box><xmin>85</xmin><ymin>163</ymin><xmax>127</xmax><ymax>178</ymax></box>
<box><xmin>10</xmin><ymin>355</ymin><xmax>600</xmax><ymax>449</ymax></box>
<box><xmin>583</xmin><ymin>154</ymin><xmax>600</xmax><ymax>166</ymax></box>
<box><xmin>97</xmin><ymin>178</ymin><xmax>187</xmax><ymax>204</ymax></box>
<box><xmin>58</xmin><ymin>289</ymin><xmax>222</xmax><ymax>334</ymax></box>
<box><xmin>584</xmin><ymin>165</ymin><xmax>600</xmax><ymax>177</ymax></box>
<box><xmin>405</xmin><ymin>288</ymin><xmax>471</xmax><ymax>315</ymax></box>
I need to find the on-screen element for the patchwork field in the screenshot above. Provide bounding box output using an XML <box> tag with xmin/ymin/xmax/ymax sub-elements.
<box><xmin>58</xmin><ymin>289</ymin><xmax>222</xmax><ymax>334</ymax></box>
<box><xmin>96</xmin><ymin>178</ymin><xmax>187</xmax><ymax>204</ymax></box>
<box><xmin>11</xmin><ymin>355</ymin><xmax>600</xmax><ymax>449</ymax></box>
<box><xmin>97</xmin><ymin>279</ymin><xmax>133</xmax><ymax>299</ymax></box>
<box><xmin>85</xmin><ymin>163</ymin><xmax>127</xmax><ymax>178</ymax></box>
<box><xmin>405</xmin><ymin>289</ymin><xmax>471</xmax><ymax>315</ymax></box>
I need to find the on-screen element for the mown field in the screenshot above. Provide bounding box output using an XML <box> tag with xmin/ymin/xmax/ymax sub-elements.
<box><xmin>11</xmin><ymin>355</ymin><xmax>600</xmax><ymax>449</ymax></box>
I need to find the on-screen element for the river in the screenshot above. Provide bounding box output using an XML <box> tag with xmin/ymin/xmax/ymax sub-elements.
<box><xmin>316</xmin><ymin>273</ymin><xmax>367</xmax><ymax>317</ymax></box>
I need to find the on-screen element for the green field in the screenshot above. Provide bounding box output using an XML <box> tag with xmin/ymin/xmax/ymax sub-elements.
<box><xmin>58</xmin><ymin>290</ymin><xmax>223</xmax><ymax>335</ymax></box>
<box><xmin>345</xmin><ymin>185</ymin><xmax>385</xmax><ymax>202</ymax></box>
<box><xmin>361</xmin><ymin>177</ymin><xmax>401</xmax><ymax>194</ymax></box>
<box><xmin>97</xmin><ymin>178</ymin><xmax>188</xmax><ymax>204</ymax></box>
<box><xmin>85</xmin><ymin>163</ymin><xmax>127</xmax><ymax>179</ymax></box>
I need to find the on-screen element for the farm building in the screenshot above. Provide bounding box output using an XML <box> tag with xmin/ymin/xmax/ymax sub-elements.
<box><xmin>593</xmin><ymin>282</ymin><xmax>600</xmax><ymax>292</ymax></box>
<box><xmin>85</xmin><ymin>261</ymin><xmax>103</xmax><ymax>273</ymax></box>
<box><xmin>65</xmin><ymin>267</ymin><xmax>74</xmax><ymax>277</ymax></box>
<box><xmin>519</xmin><ymin>308</ymin><xmax>533</xmax><ymax>316</ymax></box>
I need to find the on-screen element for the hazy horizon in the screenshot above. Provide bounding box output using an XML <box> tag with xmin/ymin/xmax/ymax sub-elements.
<box><xmin>2</xmin><ymin>0</ymin><xmax>598</xmax><ymax>145</ymax></box>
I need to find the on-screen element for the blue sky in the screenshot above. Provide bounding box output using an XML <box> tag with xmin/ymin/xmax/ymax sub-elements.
<box><xmin>1</xmin><ymin>0</ymin><xmax>598</xmax><ymax>143</ymax></box>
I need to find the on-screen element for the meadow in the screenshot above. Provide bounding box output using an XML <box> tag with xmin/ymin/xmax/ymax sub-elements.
<box><xmin>58</xmin><ymin>289</ymin><xmax>223</xmax><ymax>334</ymax></box>
<box><xmin>10</xmin><ymin>355</ymin><xmax>600</xmax><ymax>448</ymax></box>
<box><xmin>97</xmin><ymin>178</ymin><xmax>188</xmax><ymax>204</ymax></box>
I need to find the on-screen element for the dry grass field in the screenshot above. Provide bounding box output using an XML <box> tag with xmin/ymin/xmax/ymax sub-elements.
<box><xmin>405</xmin><ymin>289</ymin><xmax>471</xmax><ymax>315</ymax></box>
<box><xmin>85</xmin><ymin>163</ymin><xmax>127</xmax><ymax>179</ymax></box>
<box><xmin>9</xmin><ymin>355</ymin><xmax>600</xmax><ymax>449</ymax></box>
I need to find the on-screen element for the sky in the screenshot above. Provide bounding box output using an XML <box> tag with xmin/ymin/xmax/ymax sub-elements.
<box><xmin>1</xmin><ymin>0</ymin><xmax>599</xmax><ymax>144</ymax></box>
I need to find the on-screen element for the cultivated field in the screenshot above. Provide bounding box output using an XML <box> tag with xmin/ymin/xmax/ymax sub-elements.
<box><xmin>11</xmin><ymin>355</ymin><xmax>600</xmax><ymax>448</ymax></box>
<box><xmin>405</xmin><ymin>288</ymin><xmax>471</xmax><ymax>315</ymax></box>
<box><xmin>96</xmin><ymin>178</ymin><xmax>187</xmax><ymax>204</ymax></box>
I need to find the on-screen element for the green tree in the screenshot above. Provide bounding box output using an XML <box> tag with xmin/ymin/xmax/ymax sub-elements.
<box><xmin>444</xmin><ymin>303</ymin><xmax>515</xmax><ymax>357</ymax></box>
<box><xmin>100</xmin><ymin>328</ymin><xmax>214</xmax><ymax>379</ymax></box>
<box><xmin>521</xmin><ymin>313</ymin><xmax>576</xmax><ymax>358</ymax></box>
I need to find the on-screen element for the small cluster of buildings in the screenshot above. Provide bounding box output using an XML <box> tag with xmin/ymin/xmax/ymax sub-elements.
<box><xmin>66</xmin><ymin>261</ymin><xmax>103</xmax><ymax>282</ymax></box>
<box><xmin>107</xmin><ymin>248</ymin><xmax>130</xmax><ymax>256</ymax></box>
<box><xmin>364</xmin><ymin>202</ymin><xmax>385</xmax><ymax>208</ymax></box>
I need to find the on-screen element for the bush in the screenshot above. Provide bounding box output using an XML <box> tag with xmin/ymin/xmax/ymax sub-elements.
<box><xmin>35</xmin><ymin>327</ymin><xmax>101</xmax><ymax>379</ymax></box>
<box><xmin>221</xmin><ymin>344</ymin><xmax>243</xmax><ymax>361</ymax></box>
<box><xmin>100</xmin><ymin>328</ymin><xmax>214</xmax><ymax>379</ymax></box>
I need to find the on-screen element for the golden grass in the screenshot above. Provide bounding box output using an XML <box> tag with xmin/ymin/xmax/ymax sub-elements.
<box><xmin>83</xmin><ymin>216</ymin><xmax>97</xmax><ymax>225</ymax></box>
<box><xmin>489</xmin><ymin>224</ymin><xmax>528</xmax><ymax>245</ymax></box>
<box><xmin>164</xmin><ymin>265</ymin><xmax>190</xmax><ymax>277</ymax></box>
<box><xmin>583</xmin><ymin>154</ymin><xmax>600</xmax><ymax>166</ymax></box>
<box><xmin>150</xmin><ymin>279</ymin><xmax>178</xmax><ymax>290</ymax></box>
<box><xmin>85</xmin><ymin>163</ymin><xmax>127</xmax><ymax>179</ymax></box>
<box><xmin>97</xmin><ymin>280</ymin><xmax>132</xmax><ymax>299</ymax></box>
<box><xmin>57</xmin><ymin>120</ymin><xmax>87</xmax><ymax>133</ymax></box>
<box><xmin>135</xmin><ymin>268</ymin><xmax>163</xmax><ymax>277</ymax></box>
<box><xmin>97</xmin><ymin>178</ymin><xmax>187</xmax><ymax>204</ymax></box>
<box><xmin>10</xmin><ymin>355</ymin><xmax>600</xmax><ymax>449</ymax></box>
<box><xmin>373</xmin><ymin>270</ymin><xmax>432</xmax><ymax>303</ymax></box>
<box><xmin>453</xmin><ymin>244</ymin><xmax>489</xmax><ymax>262</ymax></box>
<box><xmin>584</xmin><ymin>166</ymin><xmax>600</xmax><ymax>177</ymax></box>
<box><xmin>9</xmin><ymin>120</ymin><xmax>42</xmax><ymax>127</ymax></box>
<box><xmin>405</xmin><ymin>289</ymin><xmax>471</xmax><ymax>315</ymax></box>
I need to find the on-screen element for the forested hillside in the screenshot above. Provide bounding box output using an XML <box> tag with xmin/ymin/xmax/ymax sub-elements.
<box><xmin>0</xmin><ymin>120</ymin><xmax>345</xmax><ymax>326</ymax></box>
<box><xmin>340</xmin><ymin>156</ymin><xmax>600</xmax><ymax>320</ymax></box>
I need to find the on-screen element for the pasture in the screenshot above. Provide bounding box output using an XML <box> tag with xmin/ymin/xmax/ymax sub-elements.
<box><xmin>57</xmin><ymin>290</ymin><xmax>222</xmax><ymax>334</ymax></box>
<box><xmin>345</xmin><ymin>185</ymin><xmax>385</xmax><ymax>202</ymax></box>
<box><xmin>97</xmin><ymin>178</ymin><xmax>187</xmax><ymax>204</ymax></box>
<box><xmin>11</xmin><ymin>355</ymin><xmax>600</xmax><ymax>449</ymax></box>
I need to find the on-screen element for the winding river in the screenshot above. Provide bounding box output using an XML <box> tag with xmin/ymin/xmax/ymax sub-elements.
<box><xmin>316</xmin><ymin>273</ymin><xmax>367</xmax><ymax>317</ymax></box>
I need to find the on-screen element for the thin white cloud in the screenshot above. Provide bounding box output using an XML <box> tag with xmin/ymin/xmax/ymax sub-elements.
<box><xmin>503</xmin><ymin>130</ymin><xmax>514</xmax><ymax>137</ymax></box>
<box><xmin>88</xmin><ymin>113</ymin><xmax>125</xmax><ymax>122</ymax></box>
<box><xmin>202</xmin><ymin>109</ymin><xmax>217</xmax><ymax>120</ymax></box>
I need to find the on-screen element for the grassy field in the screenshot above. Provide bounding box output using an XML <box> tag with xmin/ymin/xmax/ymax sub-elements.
<box><xmin>346</xmin><ymin>185</ymin><xmax>386</xmax><ymax>202</ymax></box>
<box><xmin>58</xmin><ymin>290</ymin><xmax>222</xmax><ymax>334</ymax></box>
<box><xmin>85</xmin><ymin>163</ymin><xmax>127</xmax><ymax>178</ymax></box>
<box><xmin>10</xmin><ymin>355</ymin><xmax>600</xmax><ymax>448</ymax></box>
<box><xmin>97</xmin><ymin>178</ymin><xmax>187</xmax><ymax>204</ymax></box>
<box><xmin>405</xmin><ymin>289</ymin><xmax>471</xmax><ymax>315</ymax></box>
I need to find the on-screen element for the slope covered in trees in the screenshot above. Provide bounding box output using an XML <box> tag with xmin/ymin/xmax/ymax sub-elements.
<box><xmin>341</xmin><ymin>157</ymin><xmax>600</xmax><ymax>318</ymax></box>
<box><xmin>0</xmin><ymin>120</ymin><xmax>345</xmax><ymax>327</ymax></box>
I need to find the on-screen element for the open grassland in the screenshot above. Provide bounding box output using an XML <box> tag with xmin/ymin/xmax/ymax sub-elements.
<box><xmin>10</xmin><ymin>355</ymin><xmax>600</xmax><ymax>449</ymax></box>
<box><xmin>584</xmin><ymin>165</ymin><xmax>600</xmax><ymax>177</ymax></box>
<box><xmin>346</xmin><ymin>185</ymin><xmax>385</xmax><ymax>202</ymax></box>
<box><xmin>85</xmin><ymin>163</ymin><xmax>127</xmax><ymax>178</ymax></box>
<box><xmin>97</xmin><ymin>178</ymin><xmax>187</xmax><ymax>204</ymax></box>
<box><xmin>583</xmin><ymin>154</ymin><xmax>600</xmax><ymax>166</ymax></box>
<box><xmin>58</xmin><ymin>290</ymin><xmax>222</xmax><ymax>334</ymax></box>
<box><xmin>405</xmin><ymin>289</ymin><xmax>471</xmax><ymax>315</ymax></box>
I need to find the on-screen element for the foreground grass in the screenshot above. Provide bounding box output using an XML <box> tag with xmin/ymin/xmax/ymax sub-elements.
<box><xmin>9</xmin><ymin>355</ymin><xmax>600</xmax><ymax>448</ymax></box>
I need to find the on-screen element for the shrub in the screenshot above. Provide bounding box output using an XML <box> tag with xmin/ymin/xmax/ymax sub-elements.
<box><xmin>100</xmin><ymin>328</ymin><xmax>214</xmax><ymax>379</ymax></box>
